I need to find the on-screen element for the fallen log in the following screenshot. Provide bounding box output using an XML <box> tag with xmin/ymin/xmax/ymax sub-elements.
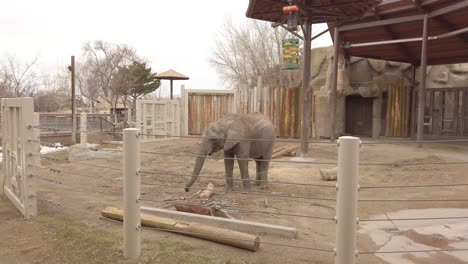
<box><xmin>174</xmin><ymin>203</ymin><xmax>234</xmax><ymax>219</ymax></box>
<box><xmin>141</xmin><ymin>206</ymin><xmax>299</xmax><ymax>238</ymax></box>
<box><xmin>271</xmin><ymin>145</ymin><xmax>298</xmax><ymax>159</ymax></box>
<box><xmin>272</xmin><ymin>144</ymin><xmax>293</xmax><ymax>154</ymax></box>
<box><xmin>101</xmin><ymin>207</ymin><xmax>260</xmax><ymax>251</ymax></box>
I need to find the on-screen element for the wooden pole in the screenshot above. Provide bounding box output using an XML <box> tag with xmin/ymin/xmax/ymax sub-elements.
<box><xmin>330</xmin><ymin>27</ymin><xmax>340</xmax><ymax>141</ymax></box>
<box><xmin>300</xmin><ymin>18</ymin><xmax>312</xmax><ymax>157</ymax></box>
<box><xmin>171</xmin><ymin>80</ymin><xmax>174</xmax><ymax>100</ymax></box>
<box><xmin>70</xmin><ymin>56</ymin><xmax>76</xmax><ymax>145</ymax></box>
<box><xmin>417</xmin><ymin>14</ymin><xmax>429</xmax><ymax>147</ymax></box>
<box><xmin>409</xmin><ymin>65</ymin><xmax>417</xmax><ymax>137</ymax></box>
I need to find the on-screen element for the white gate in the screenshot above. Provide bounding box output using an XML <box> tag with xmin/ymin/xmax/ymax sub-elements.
<box><xmin>1</xmin><ymin>97</ymin><xmax>40</xmax><ymax>219</ymax></box>
<box><xmin>136</xmin><ymin>99</ymin><xmax>180</xmax><ymax>141</ymax></box>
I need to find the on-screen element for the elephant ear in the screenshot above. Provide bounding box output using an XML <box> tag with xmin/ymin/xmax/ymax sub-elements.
<box><xmin>223</xmin><ymin>126</ymin><xmax>244</xmax><ymax>151</ymax></box>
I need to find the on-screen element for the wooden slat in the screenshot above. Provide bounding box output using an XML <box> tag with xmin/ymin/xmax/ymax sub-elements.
<box><xmin>454</xmin><ymin>89</ymin><xmax>460</xmax><ymax>135</ymax></box>
<box><xmin>439</xmin><ymin>91</ymin><xmax>444</xmax><ymax>135</ymax></box>
<box><xmin>462</xmin><ymin>91</ymin><xmax>466</xmax><ymax>135</ymax></box>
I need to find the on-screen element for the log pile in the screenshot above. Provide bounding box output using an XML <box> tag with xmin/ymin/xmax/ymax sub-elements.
<box><xmin>271</xmin><ymin>144</ymin><xmax>297</xmax><ymax>159</ymax></box>
<box><xmin>101</xmin><ymin>207</ymin><xmax>260</xmax><ymax>251</ymax></box>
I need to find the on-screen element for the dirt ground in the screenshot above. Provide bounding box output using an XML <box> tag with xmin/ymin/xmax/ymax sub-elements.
<box><xmin>1</xmin><ymin>138</ymin><xmax>468</xmax><ymax>264</ymax></box>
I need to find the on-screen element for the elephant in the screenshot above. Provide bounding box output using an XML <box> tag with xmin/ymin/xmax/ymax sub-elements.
<box><xmin>185</xmin><ymin>113</ymin><xmax>275</xmax><ymax>192</ymax></box>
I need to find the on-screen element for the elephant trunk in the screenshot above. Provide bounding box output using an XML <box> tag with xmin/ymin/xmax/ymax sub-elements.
<box><xmin>185</xmin><ymin>144</ymin><xmax>209</xmax><ymax>192</ymax></box>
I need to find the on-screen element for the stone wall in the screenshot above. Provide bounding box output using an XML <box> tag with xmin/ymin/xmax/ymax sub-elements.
<box><xmin>308</xmin><ymin>46</ymin><xmax>468</xmax><ymax>138</ymax></box>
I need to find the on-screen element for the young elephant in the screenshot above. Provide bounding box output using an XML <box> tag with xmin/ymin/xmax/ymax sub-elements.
<box><xmin>185</xmin><ymin>113</ymin><xmax>275</xmax><ymax>192</ymax></box>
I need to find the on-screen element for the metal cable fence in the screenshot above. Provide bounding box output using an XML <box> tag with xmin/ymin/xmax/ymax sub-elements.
<box><xmin>24</xmin><ymin>124</ymin><xmax>468</xmax><ymax>261</ymax></box>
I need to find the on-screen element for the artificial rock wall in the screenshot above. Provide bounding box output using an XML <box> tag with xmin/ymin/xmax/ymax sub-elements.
<box><xmin>307</xmin><ymin>46</ymin><xmax>468</xmax><ymax>138</ymax></box>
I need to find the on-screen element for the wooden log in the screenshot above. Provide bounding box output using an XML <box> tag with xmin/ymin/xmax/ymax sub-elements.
<box><xmin>174</xmin><ymin>202</ymin><xmax>230</xmax><ymax>218</ymax></box>
<box><xmin>141</xmin><ymin>206</ymin><xmax>299</xmax><ymax>238</ymax></box>
<box><xmin>101</xmin><ymin>207</ymin><xmax>260</xmax><ymax>251</ymax></box>
<box><xmin>199</xmin><ymin>183</ymin><xmax>214</xmax><ymax>199</ymax></box>
<box><xmin>174</xmin><ymin>203</ymin><xmax>212</xmax><ymax>216</ymax></box>
<box><xmin>272</xmin><ymin>144</ymin><xmax>295</xmax><ymax>154</ymax></box>
<box><xmin>271</xmin><ymin>145</ymin><xmax>298</xmax><ymax>159</ymax></box>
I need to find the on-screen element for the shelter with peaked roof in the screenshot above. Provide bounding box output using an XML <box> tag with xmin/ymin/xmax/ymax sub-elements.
<box><xmin>155</xmin><ymin>69</ymin><xmax>189</xmax><ymax>99</ymax></box>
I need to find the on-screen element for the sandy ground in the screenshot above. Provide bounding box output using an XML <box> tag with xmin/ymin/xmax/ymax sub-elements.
<box><xmin>1</xmin><ymin>138</ymin><xmax>468</xmax><ymax>264</ymax></box>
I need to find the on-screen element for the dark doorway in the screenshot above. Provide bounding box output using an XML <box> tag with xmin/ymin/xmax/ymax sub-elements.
<box><xmin>345</xmin><ymin>96</ymin><xmax>373</xmax><ymax>136</ymax></box>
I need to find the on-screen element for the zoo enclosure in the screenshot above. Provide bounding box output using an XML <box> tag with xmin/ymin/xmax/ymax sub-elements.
<box><xmin>4</xmin><ymin>97</ymin><xmax>468</xmax><ymax>263</ymax></box>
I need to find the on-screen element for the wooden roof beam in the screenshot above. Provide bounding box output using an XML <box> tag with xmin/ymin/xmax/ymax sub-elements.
<box><xmin>413</xmin><ymin>0</ymin><xmax>468</xmax><ymax>44</ymax></box>
<box><xmin>372</xmin><ymin>9</ymin><xmax>417</xmax><ymax>64</ymax></box>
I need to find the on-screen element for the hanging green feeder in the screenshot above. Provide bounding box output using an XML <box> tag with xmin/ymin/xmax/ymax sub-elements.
<box><xmin>282</xmin><ymin>38</ymin><xmax>300</xmax><ymax>70</ymax></box>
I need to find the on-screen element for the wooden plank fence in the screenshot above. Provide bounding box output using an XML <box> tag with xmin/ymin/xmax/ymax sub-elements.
<box><xmin>235</xmin><ymin>85</ymin><xmax>313</xmax><ymax>138</ymax></box>
<box><xmin>182</xmin><ymin>89</ymin><xmax>236</xmax><ymax>135</ymax></box>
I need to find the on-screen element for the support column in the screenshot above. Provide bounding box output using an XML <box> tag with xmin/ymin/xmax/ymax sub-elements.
<box><xmin>417</xmin><ymin>15</ymin><xmax>429</xmax><ymax>147</ymax></box>
<box><xmin>170</xmin><ymin>80</ymin><xmax>174</xmax><ymax>99</ymax></box>
<box><xmin>300</xmin><ymin>18</ymin><xmax>312</xmax><ymax>157</ymax></box>
<box><xmin>330</xmin><ymin>27</ymin><xmax>340</xmax><ymax>142</ymax></box>
<box><xmin>71</xmin><ymin>56</ymin><xmax>76</xmax><ymax>145</ymax></box>
<box><xmin>409</xmin><ymin>65</ymin><xmax>417</xmax><ymax>137</ymax></box>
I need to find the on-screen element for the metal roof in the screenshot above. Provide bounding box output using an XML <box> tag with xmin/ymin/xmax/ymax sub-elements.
<box><xmin>246</xmin><ymin>0</ymin><xmax>381</xmax><ymax>24</ymax></box>
<box><xmin>330</xmin><ymin>0</ymin><xmax>468</xmax><ymax>65</ymax></box>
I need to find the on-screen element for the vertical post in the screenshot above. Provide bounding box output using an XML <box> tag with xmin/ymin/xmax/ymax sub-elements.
<box><xmin>123</xmin><ymin>128</ymin><xmax>141</xmax><ymax>259</ymax></box>
<box><xmin>335</xmin><ymin>136</ymin><xmax>360</xmax><ymax>264</ymax></box>
<box><xmin>417</xmin><ymin>15</ymin><xmax>428</xmax><ymax>147</ymax></box>
<box><xmin>409</xmin><ymin>65</ymin><xmax>417</xmax><ymax>137</ymax></box>
<box><xmin>80</xmin><ymin>112</ymin><xmax>87</xmax><ymax>145</ymax></box>
<box><xmin>25</xmin><ymin>111</ymin><xmax>39</xmax><ymax>219</ymax></box>
<box><xmin>70</xmin><ymin>56</ymin><xmax>76</xmax><ymax>145</ymax></box>
<box><xmin>21</xmin><ymin>98</ymin><xmax>37</xmax><ymax>218</ymax></box>
<box><xmin>330</xmin><ymin>27</ymin><xmax>340</xmax><ymax>142</ymax></box>
<box><xmin>300</xmin><ymin>17</ymin><xmax>312</xmax><ymax>157</ymax></box>
<box><xmin>170</xmin><ymin>79</ymin><xmax>174</xmax><ymax>99</ymax></box>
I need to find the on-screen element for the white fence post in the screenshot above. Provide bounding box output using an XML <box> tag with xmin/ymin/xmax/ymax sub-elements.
<box><xmin>123</xmin><ymin>128</ymin><xmax>141</xmax><ymax>259</ymax></box>
<box><xmin>335</xmin><ymin>136</ymin><xmax>360</xmax><ymax>264</ymax></box>
<box><xmin>80</xmin><ymin>112</ymin><xmax>87</xmax><ymax>145</ymax></box>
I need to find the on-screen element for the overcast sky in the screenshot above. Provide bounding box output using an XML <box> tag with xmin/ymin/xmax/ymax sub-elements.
<box><xmin>2</xmin><ymin>0</ymin><xmax>332</xmax><ymax>97</ymax></box>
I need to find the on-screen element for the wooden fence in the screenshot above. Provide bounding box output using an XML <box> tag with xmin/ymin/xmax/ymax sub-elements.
<box><xmin>182</xmin><ymin>89</ymin><xmax>236</xmax><ymax>135</ymax></box>
<box><xmin>235</xmin><ymin>85</ymin><xmax>313</xmax><ymax>138</ymax></box>
<box><xmin>413</xmin><ymin>87</ymin><xmax>468</xmax><ymax>137</ymax></box>
<box><xmin>385</xmin><ymin>85</ymin><xmax>411</xmax><ymax>137</ymax></box>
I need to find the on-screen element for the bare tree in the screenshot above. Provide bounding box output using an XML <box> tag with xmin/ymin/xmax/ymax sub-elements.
<box><xmin>35</xmin><ymin>70</ymin><xmax>72</xmax><ymax>112</ymax></box>
<box><xmin>209</xmin><ymin>19</ymin><xmax>297</xmax><ymax>89</ymax></box>
<box><xmin>81</xmin><ymin>40</ymin><xmax>138</xmax><ymax>113</ymax></box>
<box><xmin>0</xmin><ymin>54</ymin><xmax>40</xmax><ymax>97</ymax></box>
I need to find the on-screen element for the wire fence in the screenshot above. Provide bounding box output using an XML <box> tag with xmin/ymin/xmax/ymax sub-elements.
<box><xmin>22</xmin><ymin>125</ymin><xmax>468</xmax><ymax>261</ymax></box>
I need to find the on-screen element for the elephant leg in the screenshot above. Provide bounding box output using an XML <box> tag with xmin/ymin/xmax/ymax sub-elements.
<box><xmin>255</xmin><ymin>160</ymin><xmax>262</xmax><ymax>186</ymax></box>
<box><xmin>224</xmin><ymin>152</ymin><xmax>235</xmax><ymax>191</ymax></box>
<box><xmin>259</xmin><ymin>160</ymin><xmax>270</xmax><ymax>189</ymax></box>
<box><xmin>237</xmin><ymin>158</ymin><xmax>250</xmax><ymax>192</ymax></box>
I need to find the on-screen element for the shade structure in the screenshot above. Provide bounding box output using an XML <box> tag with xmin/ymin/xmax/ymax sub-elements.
<box><xmin>329</xmin><ymin>0</ymin><xmax>468</xmax><ymax>65</ymax></box>
<box><xmin>246</xmin><ymin>0</ymin><xmax>381</xmax><ymax>156</ymax></box>
<box><xmin>155</xmin><ymin>69</ymin><xmax>189</xmax><ymax>99</ymax></box>
<box><xmin>246</xmin><ymin>0</ymin><xmax>381</xmax><ymax>24</ymax></box>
